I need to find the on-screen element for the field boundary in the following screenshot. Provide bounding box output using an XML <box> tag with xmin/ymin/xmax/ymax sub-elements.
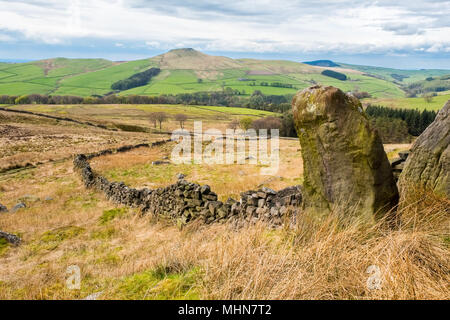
<box><xmin>0</xmin><ymin>106</ymin><xmax>114</xmax><ymax>131</ymax></box>
<box><xmin>74</xmin><ymin>140</ymin><xmax>302</xmax><ymax>228</ymax></box>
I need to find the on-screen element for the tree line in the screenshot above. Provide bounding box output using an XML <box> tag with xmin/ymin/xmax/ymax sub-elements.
<box><xmin>110</xmin><ymin>68</ymin><xmax>161</xmax><ymax>91</ymax></box>
<box><xmin>321</xmin><ymin>69</ymin><xmax>347</xmax><ymax>81</ymax></box>
<box><xmin>0</xmin><ymin>92</ymin><xmax>437</xmax><ymax>142</ymax></box>
<box><xmin>0</xmin><ymin>90</ymin><xmax>293</xmax><ymax>113</ymax></box>
<box><xmin>365</xmin><ymin>105</ymin><xmax>436</xmax><ymax>136</ymax></box>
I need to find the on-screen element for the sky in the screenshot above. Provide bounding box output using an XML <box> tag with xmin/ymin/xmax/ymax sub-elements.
<box><xmin>0</xmin><ymin>0</ymin><xmax>449</xmax><ymax>69</ymax></box>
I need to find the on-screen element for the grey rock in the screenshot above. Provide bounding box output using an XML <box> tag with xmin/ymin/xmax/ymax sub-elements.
<box><xmin>203</xmin><ymin>193</ymin><xmax>218</xmax><ymax>201</ymax></box>
<box><xmin>0</xmin><ymin>204</ymin><xmax>8</xmax><ymax>213</ymax></box>
<box><xmin>270</xmin><ymin>207</ymin><xmax>279</xmax><ymax>216</ymax></box>
<box><xmin>200</xmin><ymin>185</ymin><xmax>211</xmax><ymax>195</ymax></box>
<box><xmin>0</xmin><ymin>230</ymin><xmax>21</xmax><ymax>246</ymax></box>
<box><xmin>208</xmin><ymin>201</ymin><xmax>222</xmax><ymax>215</ymax></box>
<box><xmin>256</xmin><ymin>191</ymin><xmax>267</xmax><ymax>199</ymax></box>
<box><xmin>399</xmin><ymin>100</ymin><xmax>450</xmax><ymax>197</ymax></box>
<box><xmin>176</xmin><ymin>173</ymin><xmax>186</xmax><ymax>180</ymax></box>
<box><xmin>258</xmin><ymin>199</ymin><xmax>265</xmax><ymax>208</ymax></box>
<box><xmin>11</xmin><ymin>202</ymin><xmax>26</xmax><ymax>213</ymax></box>
<box><xmin>152</xmin><ymin>161</ymin><xmax>170</xmax><ymax>166</ymax></box>
<box><xmin>292</xmin><ymin>85</ymin><xmax>398</xmax><ymax>218</ymax></box>
<box><xmin>261</xmin><ymin>187</ymin><xmax>277</xmax><ymax>195</ymax></box>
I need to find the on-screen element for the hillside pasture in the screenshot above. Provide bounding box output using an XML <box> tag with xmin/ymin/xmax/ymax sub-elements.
<box><xmin>367</xmin><ymin>93</ymin><xmax>450</xmax><ymax>111</ymax></box>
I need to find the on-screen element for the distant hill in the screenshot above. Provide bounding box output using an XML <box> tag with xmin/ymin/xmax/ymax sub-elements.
<box><xmin>0</xmin><ymin>48</ymin><xmax>448</xmax><ymax>99</ymax></box>
<box><xmin>304</xmin><ymin>60</ymin><xmax>340</xmax><ymax>67</ymax></box>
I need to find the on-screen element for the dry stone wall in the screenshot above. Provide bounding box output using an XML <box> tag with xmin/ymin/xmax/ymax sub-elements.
<box><xmin>74</xmin><ymin>141</ymin><xmax>302</xmax><ymax>227</ymax></box>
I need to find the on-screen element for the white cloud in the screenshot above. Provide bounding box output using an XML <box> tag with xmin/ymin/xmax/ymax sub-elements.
<box><xmin>0</xmin><ymin>0</ymin><xmax>449</xmax><ymax>55</ymax></box>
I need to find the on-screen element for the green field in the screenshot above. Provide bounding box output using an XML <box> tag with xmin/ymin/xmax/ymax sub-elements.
<box><xmin>368</xmin><ymin>92</ymin><xmax>450</xmax><ymax>111</ymax></box>
<box><xmin>339</xmin><ymin>63</ymin><xmax>450</xmax><ymax>84</ymax></box>
<box><xmin>0</xmin><ymin>58</ymin><xmax>114</xmax><ymax>95</ymax></box>
<box><xmin>0</xmin><ymin>49</ymin><xmax>449</xmax><ymax>100</ymax></box>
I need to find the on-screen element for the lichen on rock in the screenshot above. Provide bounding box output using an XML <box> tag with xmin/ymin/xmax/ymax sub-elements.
<box><xmin>399</xmin><ymin>100</ymin><xmax>449</xmax><ymax>197</ymax></box>
<box><xmin>292</xmin><ymin>85</ymin><xmax>399</xmax><ymax>219</ymax></box>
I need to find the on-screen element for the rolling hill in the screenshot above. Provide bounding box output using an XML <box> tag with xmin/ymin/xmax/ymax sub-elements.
<box><xmin>0</xmin><ymin>48</ymin><xmax>448</xmax><ymax>100</ymax></box>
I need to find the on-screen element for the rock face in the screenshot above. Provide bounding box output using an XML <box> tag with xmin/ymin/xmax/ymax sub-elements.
<box><xmin>399</xmin><ymin>100</ymin><xmax>450</xmax><ymax>197</ymax></box>
<box><xmin>292</xmin><ymin>85</ymin><xmax>399</xmax><ymax>218</ymax></box>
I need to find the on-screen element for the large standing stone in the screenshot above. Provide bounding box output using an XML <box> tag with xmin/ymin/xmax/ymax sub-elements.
<box><xmin>292</xmin><ymin>85</ymin><xmax>399</xmax><ymax>218</ymax></box>
<box><xmin>399</xmin><ymin>100</ymin><xmax>449</xmax><ymax>197</ymax></box>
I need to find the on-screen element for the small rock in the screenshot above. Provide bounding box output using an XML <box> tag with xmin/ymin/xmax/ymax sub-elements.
<box><xmin>152</xmin><ymin>161</ymin><xmax>170</xmax><ymax>166</ymax></box>
<box><xmin>258</xmin><ymin>198</ymin><xmax>265</xmax><ymax>208</ymax></box>
<box><xmin>0</xmin><ymin>204</ymin><xmax>8</xmax><ymax>213</ymax></box>
<box><xmin>208</xmin><ymin>201</ymin><xmax>222</xmax><ymax>215</ymax></box>
<box><xmin>270</xmin><ymin>207</ymin><xmax>279</xmax><ymax>217</ymax></box>
<box><xmin>200</xmin><ymin>185</ymin><xmax>211</xmax><ymax>194</ymax></box>
<box><xmin>176</xmin><ymin>173</ymin><xmax>186</xmax><ymax>180</ymax></box>
<box><xmin>44</xmin><ymin>197</ymin><xmax>53</xmax><ymax>201</ymax></box>
<box><xmin>203</xmin><ymin>192</ymin><xmax>217</xmax><ymax>201</ymax></box>
<box><xmin>11</xmin><ymin>202</ymin><xmax>26</xmax><ymax>213</ymax></box>
<box><xmin>0</xmin><ymin>230</ymin><xmax>21</xmax><ymax>246</ymax></box>
<box><xmin>261</xmin><ymin>187</ymin><xmax>277</xmax><ymax>195</ymax></box>
<box><xmin>256</xmin><ymin>191</ymin><xmax>267</xmax><ymax>199</ymax></box>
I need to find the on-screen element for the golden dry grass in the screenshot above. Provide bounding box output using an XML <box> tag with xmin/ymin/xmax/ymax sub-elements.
<box><xmin>0</xmin><ymin>110</ymin><xmax>167</xmax><ymax>171</ymax></box>
<box><xmin>0</xmin><ymin>165</ymin><xmax>448</xmax><ymax>300</ymax></box>
<box><xmin>0</xmin><ymin>110</ymin><xmax>446</xmax><ymax>300</ymax></box>
<box><xmin>0</xmin><ymin>141</ymin><xmax>448</xmax><ymax>300</ymax></box>
<box><xmin>90</xmin><ymin>138</ymin><xmax>303</xmax><ymax>201</ymax></box>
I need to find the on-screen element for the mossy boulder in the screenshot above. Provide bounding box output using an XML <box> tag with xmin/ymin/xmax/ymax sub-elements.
<box><xmin>292</xmin><ymin>85</ymin><xmax>398</xmax><ymax>219</ymax></box>
<box><xmin>399</xmin><ymin>100</ymin><xmax>449</xmax><ymax>197</ymax></box>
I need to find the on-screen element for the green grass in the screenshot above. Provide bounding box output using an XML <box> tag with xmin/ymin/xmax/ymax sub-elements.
<box><xmin>30</xmin><ymin>226</ymin><xmax>85</xmax><ymax>252</ymax></box>
<box><xmin>54</xmin><ymin>59</ymin><xmax>156</xmax><ymax>96</ymax></box>
<box><xmin>99</xmin><ymin>208</ymin><xmax>128</xmax><ymax>224</ymax></box>
<box><xmin>339</xmin><ymin>63</ymin><xmax>450</xmax><ymax>84</ymax></box>
<box><xmin>0</xmin><ymin>58</ymin><xmax>114</xmax><ymax>95</ymax></box>
<box><xmin>0</xmin><ymin>82</ymin><xmax>53</xmax><ymax>95</ymax></box>
<box><xmin>0</xmin><ymin>238</ymin><xmax>8</xmax><ymax>256</ymax></box>
<box><xmin>368</xmin><ymin>93</ymin><xmax>450</xmax><ymax>111</ymax></box>
<box><xmin>1</xmin><ymin>51</ymin><xmax>448</xmax><ymax>100</ymax></box>
<box><xmin>109</xmin><ymin>266</ymin><xmax>201</xmax><ymax>300</ymax></box>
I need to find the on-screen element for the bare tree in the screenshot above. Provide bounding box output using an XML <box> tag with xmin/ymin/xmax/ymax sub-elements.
<box><xmin>228</xmin><ymin>119</ymin><xmax>240</xmax><ymax>130</ymax></box>
<box><xmin>154</xmin><ymin>112</ymin><xmax>168</xmax><ymax>130</ymax></box>
<box><xmin>174</xmin><ymin>113</ymin><xmax>188</xmax><ymax>129</ymax></box>
<box><xmin>423</xmin><ymin>93</ymin><xmax>434</xmax><ymax>103</ymax></box>
<box><xmin>252</xmin><ymin>116</ymin><xmax>282</xmax><ymax>133</ymax></box>
<box><xmin>148</xmin><ymin>112</ymin><xmax>158</xmax><ymax>129</ymax></box>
